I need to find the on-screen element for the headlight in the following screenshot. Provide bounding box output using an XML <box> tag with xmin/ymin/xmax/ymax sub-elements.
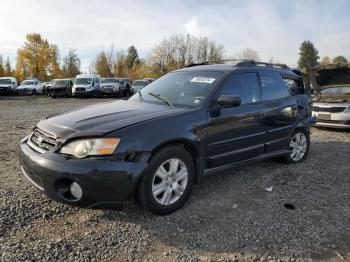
<box><xmin>60</xmin><ymin>138</ymin><xmax>120</xmax><ymax>158</ymax></box>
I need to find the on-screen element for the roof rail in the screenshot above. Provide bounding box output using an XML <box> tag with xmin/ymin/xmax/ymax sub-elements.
<box><xmin>186</xmin><ymin>59</ymin><xmax>290</xmax><ymax>69</ymax></box>
<box><xmin>236</xmin><ymin>60</ymin><xmax>289</xmax><ymax>69</ymax></box>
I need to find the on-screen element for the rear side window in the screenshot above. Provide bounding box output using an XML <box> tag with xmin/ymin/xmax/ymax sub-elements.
<box><xmin>220</xmin><ymin>73</ymin><xmax>260</xmax><ymax>104</ymax></box>
<box><xmin>259</xmin><ymin>71</ymin><xmax>290</xmax><ymax>101</ymax></box>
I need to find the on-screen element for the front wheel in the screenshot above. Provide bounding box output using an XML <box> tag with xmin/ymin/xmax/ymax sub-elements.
<box><xmin>282</xmin><ymin>129</ymin><xmax>310</xmax><ymax>164</ymax></box>
<box><xmin>136</xmin><ymin>146</ymin><xmax>195</xmax><ymax>215</ymax></box>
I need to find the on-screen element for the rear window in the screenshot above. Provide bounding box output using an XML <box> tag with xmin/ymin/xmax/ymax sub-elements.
<box><xmin>259</xmin><ymin>71</ymin><xmax>290</xmax><ymax>101</ymax></box>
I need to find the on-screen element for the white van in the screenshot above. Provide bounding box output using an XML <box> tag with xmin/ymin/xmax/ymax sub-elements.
<box><xmin>72</xmin><ymin>74</ymin><xmax>101</xmax><ymax>97</ymax></box>
<box><xmin>0</xmin><ymin>77</ymin><xmax>18</xmax><ymax>94</ymax></box>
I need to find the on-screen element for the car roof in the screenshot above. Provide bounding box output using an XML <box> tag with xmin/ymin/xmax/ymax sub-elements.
<box><xmin>175</xmin><ymin>62</ymin><xmax>300</xmax><ymax>78</ymax></box>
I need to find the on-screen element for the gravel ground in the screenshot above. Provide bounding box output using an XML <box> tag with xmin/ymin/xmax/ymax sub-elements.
<box><xmin>0</xmin><ymin>96</ymin><xmax>349</xmax><ymax>262</ymax></box>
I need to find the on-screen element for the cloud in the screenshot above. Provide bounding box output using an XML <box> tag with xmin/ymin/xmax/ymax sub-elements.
<box><xmin>0</xmin><ymin>0</ymin><xmax>349</xmax><ymax>71</ymax></box>
<box><xmin>185</xmin><ymin>18</ymin><xmax>201</xmax><ymax>37</ymax></box>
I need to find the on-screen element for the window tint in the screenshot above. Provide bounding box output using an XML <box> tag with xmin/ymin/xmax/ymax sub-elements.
<box><xmin>259</xmin><ymin>71</ymin><xmax>289</xmax><ymax>101</ymax></box>
<box><xmin>220</xmin><ymin>73</ymin><xmax>260</xmax><ymax>104</ymax></box>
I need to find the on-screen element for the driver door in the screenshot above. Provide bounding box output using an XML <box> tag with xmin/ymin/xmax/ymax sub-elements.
<box><xmin>206</xmin><ymin>72</ymin><xmax>266</xmax><ymax>168</ymax></box>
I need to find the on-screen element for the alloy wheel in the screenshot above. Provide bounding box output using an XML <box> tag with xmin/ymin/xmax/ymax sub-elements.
<box><xmin>152</xmin><ymin>158</ymin><xmax>188</xmax><ymax>206</ymax></box>
<box><xmin>289</xmin><ymin>132</ymin><xmax>307</xmax><ymax>161</ymax></box>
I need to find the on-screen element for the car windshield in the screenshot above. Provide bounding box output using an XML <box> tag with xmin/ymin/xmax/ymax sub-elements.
<box><xmin>53</xmin><ymin>80</ymin><xmax>69</xmax><ymax>85</ymax></box>
<box><xmin>75</xmin><ymin>78</ymin><xmax>92</xmax><ymax>85</ymax></box>
<box><xmin>321</xmin><ymin>86</ymin><xmax>350</xmax><ymax>94</ymax></box>
<box><xmin>22</xmin><ymin>81</ymin><xmax>35</xmax><ymax>85</ymax></box>
<box><xmin>129</xmin><ymin>71</ymin><xmax>225</xmax><ymax>108</ymax></box>
<box><xmin>102</xmin><ymin>78</ymin><xmax>118</xmax><ymax>83</ymax></box>
<box><xmin>0</xmin><ymin>79</ymin><xmax>12</xmax><ymax>84</ymax></box>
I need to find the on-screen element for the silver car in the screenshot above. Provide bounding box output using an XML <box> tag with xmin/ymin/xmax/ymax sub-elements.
<box><xmin>311</xmin><ymin>64</ymin><xmax>350</xmax><ymax>129</ymax></box>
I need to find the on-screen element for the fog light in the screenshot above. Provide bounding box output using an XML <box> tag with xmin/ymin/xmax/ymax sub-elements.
<box><xmin>69</xmin><ymin>182</ymin><xmax>82</xmax><ymax>200</ymax></box>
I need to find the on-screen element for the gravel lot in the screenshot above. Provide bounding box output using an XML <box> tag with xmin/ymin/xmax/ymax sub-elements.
<box><xmin>0</xmin><ymin>96</ymin><xmax>349</xmax><ymax>262</ymax></box>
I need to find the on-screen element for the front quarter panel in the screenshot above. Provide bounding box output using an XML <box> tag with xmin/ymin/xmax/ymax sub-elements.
<box><xmin>109</xmin><ymin>108</ymin><xmax>208</xmax><ymax>159</ymax></box>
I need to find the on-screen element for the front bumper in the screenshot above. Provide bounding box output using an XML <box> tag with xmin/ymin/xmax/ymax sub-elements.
<box><xmin>312</xmin><ymin>111</ymin><xmax>350</xmax><ymax>129</ymax></box>
<box><xmin>19</xmin><ymin>138</ymin><xmax>148</xmax><ymax>209</ymax></box>
<box><xmin>17</xmin><ymin>89</ymin><xmax>36</xmax><ymax>95</ymax></box>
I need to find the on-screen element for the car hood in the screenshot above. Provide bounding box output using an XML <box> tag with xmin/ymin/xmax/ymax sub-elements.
<box><xmin>311</xmin><ymin>64</ymin><xmax>350</xmax><ymax>91</ymax></box>
<box><xmin>37</xmin><ymin>100</ymin><xmax>190</xmax><ymax>141</ymax></box>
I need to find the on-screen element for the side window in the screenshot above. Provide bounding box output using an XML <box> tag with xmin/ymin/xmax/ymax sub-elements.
<box><xmin>259</xmin><ymin>71</ymin><xmax>290</xmax><ymax>101</ymax></box>
<box><xmin>282</xmin><ymin>77</ymin><xmax>304</xmax><ymax>96</ymax></box>
<box><xmin>220</xmin><ymin>73</ymin><xmax>260</xmax><ymax>104</ymax></box>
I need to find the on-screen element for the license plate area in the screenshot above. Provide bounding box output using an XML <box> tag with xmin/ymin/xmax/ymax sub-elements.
<box><xmin>318</xmin><ymin>113</ymin><xmax>331</xmax><ymax>120</ymax></box>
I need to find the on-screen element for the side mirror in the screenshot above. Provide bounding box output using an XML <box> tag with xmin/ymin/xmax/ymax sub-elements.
<box><xmin>217</xmin><ymin>95</ymin><xmax>241</xmax><ymax>108</ymax></box>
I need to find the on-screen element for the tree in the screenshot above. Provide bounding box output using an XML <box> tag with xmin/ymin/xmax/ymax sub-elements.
<box><xmin>236</xmin><ymin>48</ymin><xmax>260</xmax><ymax>61</ymax></box>
<box><xmin>333</xmin><ymin>56</ymin><xmax>347</xmax><ymax>64</ymax></box>
<box><xmin>94</xmin><ymin>51</ymin><xmax>112</xmax><ymax>77</ymax></box>
<box><xmin>150</xmin><ymin>34</ymin><xmax>224</xmax><ymax>74</ymax></box>
<box><xmin>16</xmin><ymin>33</ymin><xmax>61</xmax><ymax>81</ymax></box>
<box><xmin>321</xmin><ymin>56</ymin><xmax>331</xmax><ymax>65</ymax></box>
<box><xmin>114</xmin><ymin>50</ymin><xmax>126</xmax><ymax>77</ymax></box>
<box><xmin>297</xmin><ymin>41</ymin><xmax>319</xmax><ymax>73</ymax></box>
<box><xmin>62</xmin><ymin>49</ymin><xmax>81</xmax><ymax>78</ymax></box>
<box><xmin>0</xmin><ymin>56</ymin><xmax>5</xmax><ymax>77</ymax></box>
<box><xmin>125</xmin><ymin>46</ymin><xmax>140</xmax><ymax>69</ymax></box>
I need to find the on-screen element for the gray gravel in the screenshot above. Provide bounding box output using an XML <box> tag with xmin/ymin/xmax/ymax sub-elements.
<box><xmin>0</xmin><ymin>96</ymin><xmax>349</xmax><ymax>262</ymax></box>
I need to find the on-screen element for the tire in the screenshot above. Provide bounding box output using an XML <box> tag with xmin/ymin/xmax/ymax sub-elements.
<box><xmin>32</xmin><ymin>90</ymin><xmax>36</xmax><ymax>95</ymax></box>
<box><xmin>136</xmin><ymin>145</ymin><xmax>195</xmax><ymax>215</ymax></box>
<box><xmin>282</xmin><ymin>129</ymin><xmax>310</xmax><ymax>164</ymax></box>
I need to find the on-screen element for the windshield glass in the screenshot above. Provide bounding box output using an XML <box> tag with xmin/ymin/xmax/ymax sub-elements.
<box><xmin>129</xmin><ymin>71</ymin><xmax>225</xmax><ymax>107</ymax></box>
<box><xmin>53</xmin><ymin>80</ymin><xmax>69</xmax><ymax>85</ymax></box>
<box><xmin>75</xmin><ymin>78</ymin><xmax>92</xmax><ymax>85</ymax></box>
<box><xmin>0</xmin><ymin>79</ymin><xmax>12</xmax><ymax>84</ymax></box>
<box><xmin>321</xmin><ymin>86</ymin><xmax>350</xmax><ymax>94</ymax></box>
<box><xmin>102</xmin><ymin>78</ymin><xmax>118</xmax><ymax>83</ymax></box>
<box><xmin>22</xmin><ymin>81</ymin><xmax>35</xmax><ymax>85</ymax></box>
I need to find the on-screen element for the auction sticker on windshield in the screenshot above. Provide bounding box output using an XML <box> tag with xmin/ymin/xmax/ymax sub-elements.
<box><xmin>190</xmin><ymin>77</ymin><xmax>216</xmax><ymax>84</ymax></box>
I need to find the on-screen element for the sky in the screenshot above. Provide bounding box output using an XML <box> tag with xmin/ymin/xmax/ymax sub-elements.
<box><xmin>0</xmin><ymin>0</ymin><xmax>349</xmax><ymax>72</ymax></box>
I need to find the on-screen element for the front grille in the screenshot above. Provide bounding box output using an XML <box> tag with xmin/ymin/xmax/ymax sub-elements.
<box><xmin>75</xmin><ymin>87</ymin><xmax>86</xmax><ymax>92</ymax></box>
<box><xmin>28</xmin><ymin>129</ymin><xmax>56</xmax><ymax>153</ymax></box>
<box><xmin>312</xmin><ymin>106</ymin><xmax>346</xmax><ymax>113</ymax></box>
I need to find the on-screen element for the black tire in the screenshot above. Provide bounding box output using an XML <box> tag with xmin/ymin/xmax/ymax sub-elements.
<box><xmin>136</xmin><ymin>145</ymin><xmax>195</xmax><ymax>215</ymax></box>
<box><xmin>32</xmin><ymin>90</ymin><xmax>36</xmax><ymax>95</ymax></box>
<box><xmin>282</xmin><ymin>128</ymin><xmax>310</xmax><ymax>164</ymax></box>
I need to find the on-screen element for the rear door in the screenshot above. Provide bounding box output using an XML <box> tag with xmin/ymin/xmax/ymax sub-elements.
<box><xmin>258</xmin><ymin>70</ymin><xmax>298</xmax><ymax>152</ymax></box>
<box><xmin>206</xmin><ymin>72</ymin><xmax>266</xmax><ymax>168</ymax></box>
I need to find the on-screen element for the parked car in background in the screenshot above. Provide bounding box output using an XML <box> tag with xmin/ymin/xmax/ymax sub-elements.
<box><xmin>311</xmin><ymin>63</ymin><xmax>350</xmax><ymax>129</ymax></box>
<box><xmin>17</xmin><ymin>78</ymin><xmax>44</xmax><ymax>95</ymax></box>
<box><xmin>0</xmin><ymin>77</ymin><xmax>18</xmax><ymax>95</ymax></box>
<box><xmin>100</xmin><ymin>78</ymin><xmax>121</xmax><ymax>97</ymax></box>
<box><xmin>117</xmin><ymin>77</ymin><xmax>132</xmax><ymax>96</ymax></box>
<box><xmin>72</xmin><ymin>74</ymin><xmax>101</xmax><ymax>97</ymax></box>
<box><xmin>49</xmin><ymin>79</ymin><xmax>74</xmax><ymax>98</ymax></box>
<box><xmin>130</xmin><ymin>80</ymin><xmax>149</xmax><ymax>94</ymax></box>
<box><xmin>19</xmin><ymin>60</ymin><xmax>316</xmax><ymax>215</ymax></box>
<box><xmin>143</xmin><ymin>78</ymin><xmax>155</xmax><ymax>84</ymax></box>
<box><xmin>43</xmin><ymin>82</ymin><xmax>52</xmax><ymax>95</ymax></box>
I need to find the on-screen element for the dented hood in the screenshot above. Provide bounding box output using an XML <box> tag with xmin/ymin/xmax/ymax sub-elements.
<box><xmin>37</xmin><ymin>100</ymin><xmax>189</xmax><ymax>141</ymax></box>
<box><xmin>311</xmin><ymin>64</ymin><xmax>350</xmax><ymax>91</ymax></box>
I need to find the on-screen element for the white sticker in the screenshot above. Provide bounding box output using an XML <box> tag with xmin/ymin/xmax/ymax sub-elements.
<box><xmin>190</xmin><ymin>77</ymin><xmax>215</xmax><ymax>84</ymax></box>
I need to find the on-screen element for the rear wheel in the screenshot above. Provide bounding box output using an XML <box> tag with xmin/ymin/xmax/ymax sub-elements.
<box><xmin>282</xmin><ymin>129</ymin><xmax>310</xmax><ymax>164</ymax></box>
<box><xmin>136</xmin><ymin>146</ymin><xmax>195</xmax><ymax>215</ymax></box>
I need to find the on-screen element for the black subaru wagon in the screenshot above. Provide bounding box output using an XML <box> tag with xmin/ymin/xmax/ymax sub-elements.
<box><xmin>19</xmin><ymin>61</ymin><xmax>316</xmax><ymax>215</ymax></box>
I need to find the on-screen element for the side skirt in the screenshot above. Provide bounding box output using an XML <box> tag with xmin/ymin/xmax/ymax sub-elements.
<box><xmin>202</xmin><ymin>150</ymin><xmax>291</xmax><ymax>176</ymax></box>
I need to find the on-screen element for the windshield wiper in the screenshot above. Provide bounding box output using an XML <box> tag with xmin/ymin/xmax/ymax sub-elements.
<box><xmin>148</xmin><ymin>91</ymin><xmax>173</xmax><ymax>107</ymax></box>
